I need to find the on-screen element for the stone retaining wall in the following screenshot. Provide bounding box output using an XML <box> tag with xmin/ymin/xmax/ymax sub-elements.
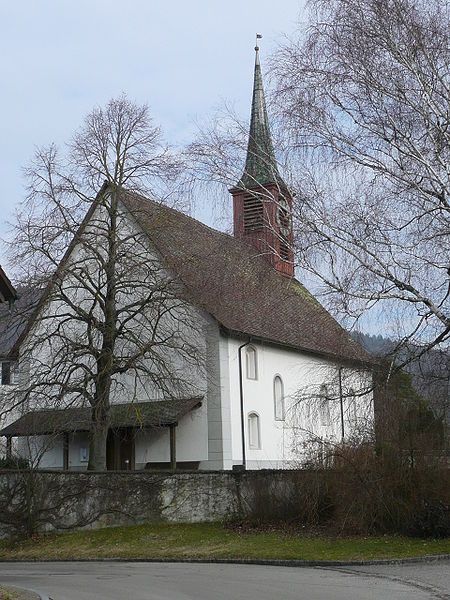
<box><xmin>0</xmin><ymin>469</ymin><xmax>312</xmax><ymax>537</ymax></box>
<box><xmin>2</xmin><ymin>468</ymin><xmax>448</xmax><ymax>539</ymax></box>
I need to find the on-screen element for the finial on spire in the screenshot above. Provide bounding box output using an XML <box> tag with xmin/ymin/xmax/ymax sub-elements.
<box><xmin>255</xmin><ymin>33</ymin><xmax>262</xmax><ymax>52</ymax></box>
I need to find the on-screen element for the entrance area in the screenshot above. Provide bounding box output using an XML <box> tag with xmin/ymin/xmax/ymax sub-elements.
<box><xmin>106</xmin><ymin>428</ymin><xmax>135</xmax><ymax>470</ymax></box>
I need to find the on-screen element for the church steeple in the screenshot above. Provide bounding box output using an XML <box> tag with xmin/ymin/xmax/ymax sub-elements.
<box><xmin>239</xmin><ymin>41</ymin><xmax>287</xmax><ymax>192</ymax></box>
<box><xmin>231</xmin><ymin>37</ymin><xmax>294</xmax><ymax>278</ymax></box>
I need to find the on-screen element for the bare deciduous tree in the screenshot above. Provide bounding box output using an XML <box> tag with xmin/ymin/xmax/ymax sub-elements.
<box><xmin>188</xmin><ymin>0</ymin><xmax>450</xmax><ymax>369</ymax></box>
<box><xmin>3</xmin><ymin>96</ymin><xmax>204</xmax><ymax>470</ymax></box>
<box><xmin>272</xmin><ymin>0</ymin><xmax>450</xmax><ymax>363</ymax></box>
<box><xmin>183</xmin><ymin>2</ymin><xmax>450</xmax><ymax>465</ymax></box>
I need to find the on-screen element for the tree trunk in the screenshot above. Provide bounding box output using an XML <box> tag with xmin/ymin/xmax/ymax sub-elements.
<box><xmin>87</xmin><ymin>187</ymin><xmax>118</xmax><ymax>471</ymax></box>
<box><xmin>87</xmin><ymin>335</ymin><xmax>115</xmax><ymax>470</ymax></box>
<box><xmin>87</xmin><ymin>419</ymin><xmax>109</xmax><ymax>471</ymax></box>
<box><xmin>87</xmin><ymin>371</ymin><xmax>112</xmax><ymax>470</ymax></box>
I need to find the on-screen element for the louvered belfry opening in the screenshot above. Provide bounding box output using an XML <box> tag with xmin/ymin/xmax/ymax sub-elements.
<box><xmin>278</xmin><ymin>200</ymin><xmax>290</xmax><ymax>231</ymax></box>
<box><xmin>279</xmin><ymin>238</ymin><xmax>290</xmax><ymax>261</ymax></box>
<box><xmin>243</xmin><ymin>192</ymin><xmax>264</xmax><ymax>231</ymax></box>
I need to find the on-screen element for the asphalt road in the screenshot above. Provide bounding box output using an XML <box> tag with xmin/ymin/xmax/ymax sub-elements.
<box><xmin>0</xmin><ymin>560</ymin><xmax>448</xmax><ymax>600</ymax></box>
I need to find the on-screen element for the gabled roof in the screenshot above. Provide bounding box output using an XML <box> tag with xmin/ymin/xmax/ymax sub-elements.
<box><xmin>122</xmin><ymin>191</ymin><xmax>373</xmax><ymax>365</ymax></box>
<box><xmin>0</xmin><ymin>266</ymin><xmax>17</xmax><ymax>304</ymax></box>
<box><xmin>0</xmin><ymin>398</ymin><xmax>203</xmax><ymax>436</ymax></box>
<box><xmin>6</xmin><ymin>186</ymin><xmax>372</xmax><ymax>366</ymax></box>
<box><xmin>0</xmin><ymin>288</ymin><xmax>42</xmax><ymax>358</ymax></box>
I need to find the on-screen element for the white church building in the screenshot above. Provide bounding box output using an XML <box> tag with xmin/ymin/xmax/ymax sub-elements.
<box><xmin>0</xmin><ymin>47</ymin><xmax>374</xmax><ymax>471</ymax></box>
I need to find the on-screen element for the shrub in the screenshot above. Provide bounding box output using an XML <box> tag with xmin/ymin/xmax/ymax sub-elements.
<box><xmin>232</xmin><ymin>450</ymin><xmax>450</xmax><ymax>537</ymax></box>
<box><xmin>0</xmin><ymin>456</ymin><xmax>30</xmax><ymax>470</ymax></box>
<box><xmin>234</xmin><ymin>471</ymin><xmax>335</xmax><ymax>529</ymax></box>
<box><xmin>406</xmin><ymin>500</ymin><xmax>450</xmax><ymax>539</ymax></box>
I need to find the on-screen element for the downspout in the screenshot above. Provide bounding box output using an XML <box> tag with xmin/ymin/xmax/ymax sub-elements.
<box><xmin>338</xmin><ymin>367</ymin><xmax>345</xmax><ymax>442</ymax></box>
<box><xmin>238</xmin><ymin>340</ymin><xmax>251</xmax><ymax>470</ymax></box>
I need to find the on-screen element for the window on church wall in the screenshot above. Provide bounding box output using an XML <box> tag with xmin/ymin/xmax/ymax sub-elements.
<box><xmin>320</xmin><ymin>384</ymin><xmax>331</xmax><ymax>426</ymax></box>
<box><xmin>245</xmin><ymin>345</ymin><xmax>257</xmax><ymax>380</ymax></box>
<box><xmin>274</xmin><ymin>375</ymin><xmax>285</xmax><ymax>420</ymax></box>
<box><xmin>243</xmin><ymin>193</ymin><xmax>264</xmax><ymax>231</ymax></box>
<box><xmin>1</xmin><ymin>362</ymin><xmax>15</xmax><ymax>386</ymax></box>
<box><xmin>349</xmin><ymin>387</ymin><xmax>358</xmax><ymax>423</ymax></box>
<box><xmin>248</xmin><ymin>412</ymin><xmax>261</xmax><ymax>449</ymax></box>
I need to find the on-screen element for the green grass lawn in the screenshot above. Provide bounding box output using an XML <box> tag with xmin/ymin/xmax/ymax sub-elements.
<box><xmin>0</xmin><ymin>523</ymin><xmax>449</xmax><ymax>562</ymax></box>
<box><xmin>0</xmin><ymin>588</ymin><xmax>18</xmax><ymax>600</ymax></box>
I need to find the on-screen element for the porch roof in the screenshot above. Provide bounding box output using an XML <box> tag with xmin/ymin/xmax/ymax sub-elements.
<box><xmin>0</xmin><ymin>398</ymin><xmax>203</xmax><ymax>437</ymax></box>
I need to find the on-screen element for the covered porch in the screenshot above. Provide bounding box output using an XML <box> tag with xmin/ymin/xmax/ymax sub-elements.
<box><xmin>1</xmin><ymin>398</ymin><xmax>203</xmax><ymax>471</ymax></box>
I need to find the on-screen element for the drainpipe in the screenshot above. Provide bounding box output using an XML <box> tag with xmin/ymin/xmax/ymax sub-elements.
<box><xmin>338</xmin><ymin>367</ymin><xmax>345</xmax><ymax>442</ymax></box>
<box><xmin>237</xmin><ymin>340</ymin><xmax>251</xmax><ymax>470</ymax></box>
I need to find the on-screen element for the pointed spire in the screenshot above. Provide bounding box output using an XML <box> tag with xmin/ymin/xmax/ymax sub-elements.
<box><xmin>239</xmin><ymin>36</ymin><xmax>286</xmax><ymax>190</ymax></box>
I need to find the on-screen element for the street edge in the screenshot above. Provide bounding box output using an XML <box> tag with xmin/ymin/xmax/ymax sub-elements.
<box><xmin>0</xmin><ymin>554</ymin><xmax>449</xmax><ymax>567</ymax></box>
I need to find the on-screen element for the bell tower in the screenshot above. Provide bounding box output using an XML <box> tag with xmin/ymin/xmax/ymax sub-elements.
<box><xmin>230</xmin><ymin>37</ymin><xmax>294</xmax><ymax>277</ymax></box>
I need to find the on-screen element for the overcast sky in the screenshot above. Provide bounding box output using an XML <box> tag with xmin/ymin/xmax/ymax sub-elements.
<box><xmin>0</xmin><ymin>0</ymin><xmax>305</xmax><ymax>264</ymax></box>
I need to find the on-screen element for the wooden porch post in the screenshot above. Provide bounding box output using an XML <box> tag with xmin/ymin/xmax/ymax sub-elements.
<box><xmin>63</xmin><ymin>432</ymin><xmax>69</xmax><ymax>471</ymax></box>
<box><xmin>5</xmin><ymin>436</ymin><xmax>12</xmax><ymax>460</ymax></box>
<box><xmin>130</xmin><ymin>429</ymin><xmax>135</xmax><ymax>471</ymax></box>
<box><xmin>169</xmin><ymin>424</ymin><xmax>176</xmax><ymax>471</ymax></box>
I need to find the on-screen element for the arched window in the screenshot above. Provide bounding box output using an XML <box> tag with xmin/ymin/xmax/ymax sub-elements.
<box><xmin>349</xmin><ymin>387</ymin><xmax>357</xmax><ymax>422</ymax></box>
<box><xmin>245</xmin><ymin>345</ymin><xmax>257</xmax><ymax>380</ymax></box>
<box><xmin>320</xmin><ymin>384</ymin><xmax>331</xmax><ymax>426</ymax></box>
<box><xmin>248</xmin><ymin>412</ymin><xmax>261</xmax><ymax>449</ymax></box>
<box><xmin>273</xmin><ymin>375</ymin><xmax>285</xmax><ymax>420</ymax></box>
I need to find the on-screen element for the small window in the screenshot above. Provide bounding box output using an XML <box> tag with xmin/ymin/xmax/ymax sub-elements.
<box><xmin>274</xmin><ymin>375</ymin><xmax>285</xmax><ymax>420</ymax></box>
<box><xmin>349</xmin><ymin>388</ymin><xmax>358</xmax><ymax>422</ymax></box>
<box><xmin>1</xmin><ymin>362</ymin><xmax>12</xmax><ymax>386</ymax></box>
<box><xmin>305</xmin><ymin>400</ymin><xmax>311</xmax><ymax>419</ymax></box>
<box><xmin>248</xmin><ymin>412</ymin><xmax>261</xmax><ymax>449</ymax></box>
<box><xmin>246</xmin><ymin>346</ymin><xmax>257</xmax><ymax>380</ymax></box>
<box><xmin>320</xmin><ymin>384</ymin><xmax>331</xmax><ymax>426</ymax></box>
<box><xmin>80</xmin><ymin>447</ymin><xmax>89</xmax><ymax>463</ymax></box>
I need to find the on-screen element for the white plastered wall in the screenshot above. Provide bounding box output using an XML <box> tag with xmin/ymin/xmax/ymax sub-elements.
<box><xmin>134</xmin><ymin>402</ymin><xmax>208</xmax><ymax>467</ymax></box>
<box><xmin>7</xmin><ymin>200</ymin><xmax>211</xmax><ymax>467</ymax></box>
<box><xmin>222</xmin><ymin>335</ymin><xmax>374</xmax><ymax>469</ymax></box>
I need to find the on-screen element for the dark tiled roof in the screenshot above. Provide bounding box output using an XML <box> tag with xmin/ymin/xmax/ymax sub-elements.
<box><xmin>3</xmin><ymin>187</ymin><xmax>372</xmax><ymax>366</ymax></box>
<box><xmin>0</xmin><ymin>398</ymin><xmax>202</xmax><ymax>436</ymax></box>
<box><xmin>0</xmin><ymin>266</ymin><xmax>17</xmax><ymax>304</ymax></box>
<box><xmin>0</xmin><ymin>288</ymin><xmax>42</xmax><ymax>358</ymax></box>
<box><xmin>122</xmin><ymin>191</ymin><xmax>373</xmax><ymax>365</ymax></box>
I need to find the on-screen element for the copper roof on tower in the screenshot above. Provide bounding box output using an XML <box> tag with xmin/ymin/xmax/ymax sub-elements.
<box><xmin>238</xmin><ymin>43</ymin><xmax>287</xmax><ymax>191</ymax></box>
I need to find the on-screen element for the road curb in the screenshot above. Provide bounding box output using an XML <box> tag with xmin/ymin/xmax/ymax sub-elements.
<box><xmin>0</xmin><ymin>554</ymin><xmax>449</xmax><ymax>567</ymax></box>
